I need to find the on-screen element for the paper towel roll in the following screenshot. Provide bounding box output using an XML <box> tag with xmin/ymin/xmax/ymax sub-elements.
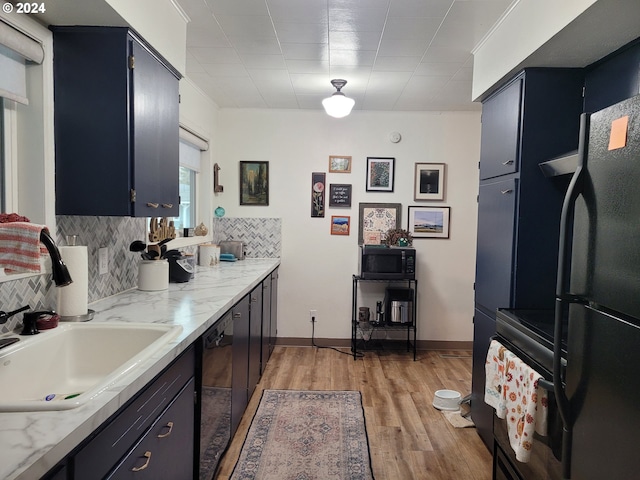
<box><xmin>56</xmin><ymin>246</ymin><xmax>88</xmax><ymax>317</ymax></box>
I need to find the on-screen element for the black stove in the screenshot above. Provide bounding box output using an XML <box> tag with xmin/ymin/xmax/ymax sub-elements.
<box><xmin>495</xmin><ymin>308</ymin><xmax>567</xmax><ymax>376</ymax></box>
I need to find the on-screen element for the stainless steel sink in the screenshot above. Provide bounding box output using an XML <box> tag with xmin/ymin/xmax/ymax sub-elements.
<box><xmin>0</xmin><ymin>322</ymin><xmax>182</xmax><ymax>411</ymax></box>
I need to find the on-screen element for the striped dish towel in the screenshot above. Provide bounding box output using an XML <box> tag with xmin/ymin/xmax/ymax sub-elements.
<box><xmin>0</xmin><ymin>222</ymin><xmax>48</xmax><ymax>273</ymax></box>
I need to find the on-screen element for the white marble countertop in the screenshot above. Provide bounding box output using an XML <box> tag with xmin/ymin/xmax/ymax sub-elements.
<box><xmin>0</xmin><ymin>258</ymin><xmax>280</xmax><ymax>480</ymax></box>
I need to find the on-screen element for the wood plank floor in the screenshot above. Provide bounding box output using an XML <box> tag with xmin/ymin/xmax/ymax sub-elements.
<box><xmin>216</xmin><ymin>346</ymin><xmax>492</xmax><ymax>480</ymax></box>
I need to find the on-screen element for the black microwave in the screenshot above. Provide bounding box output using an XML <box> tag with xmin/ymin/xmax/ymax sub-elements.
<box><xmin>359</xmin><ymin>245</ymin><xmax>416</xmax><ymax>280</ymax></box>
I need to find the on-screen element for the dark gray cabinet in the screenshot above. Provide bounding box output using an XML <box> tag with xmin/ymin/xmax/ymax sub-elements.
<box><xmin>51</xmin><ymin>27</ymin><xmax>180</xmax><ymax>217</ymax></box>
<box><xmin>472</xmin><ymin>68</ymin><xmax>585</xmax><ymax>450</ymax></box>
<box><xmin>261</xmin><ymin>268</ymin><xmax>279</xmax><ymax>373</ymax></box>
<box><xmin>231</xmin><ymin>294</ymin><xmax>250</xmax><ymax>436</ymax></box>
<box><xmin>261</xmin><ymin>274</ymin><xmax>272</xmax><ymax>374</ymax></box>
<box><xmin>73</xmin><ymin>346</ymin><xmax>196</xmax><ymax>479</ymax></box>
<box><xmin>107</xmin><ymin>378</ymin><xmax>195</xmax><ymax>479</ymax></box>
<box><xmin>248</xmin><ymin>284</ymin><xmax>263</xmax><ymax>401</ymax></box>
<box><xmin>479</xmin><ymin>77</ymin><xmax>522</xmax><ymax>180</ymax></box>
<box><xmin>475</xmin><ymin>178</ymin><xmax>518</xmax><ymax>315</ymax></box>
<box><xmin>269</xmin><ymin>268</ymin><xmax>279</xmax><ymax>357</ymax></box>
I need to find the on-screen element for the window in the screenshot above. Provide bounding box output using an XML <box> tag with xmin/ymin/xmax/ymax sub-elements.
<box><xmin>175</xmin><ymin>137</ymin><xmax>201</xmax><ymax>233</ymax></box>
<box><xmin>177</xmin><ymin>164</ymin><xmax>196</xmax><ymax>231</ymax></box>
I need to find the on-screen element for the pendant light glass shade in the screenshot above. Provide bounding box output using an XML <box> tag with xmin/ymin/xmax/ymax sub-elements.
<box><xmin>322</xmin><ymin>79</ymin><xmax>355</xmax><ymax>118</ymax></box>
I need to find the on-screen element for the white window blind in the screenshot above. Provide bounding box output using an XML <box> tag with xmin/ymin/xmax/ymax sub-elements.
<box><xmin>178</xmin><ymin>125</ymin><xmax>208</xmax><ymax>172</ymax></box>
<box><xmin>0</xmin><ymin>19</ymin><xmax>44</xmax><ymax>105</ymax></box>
<box><xmin>179</xmin><ymin>139</ymin><xmax>201</xmax><ymax>172</ymax></box>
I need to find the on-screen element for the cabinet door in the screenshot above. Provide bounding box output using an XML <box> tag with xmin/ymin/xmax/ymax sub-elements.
<box><xmin>130</xmin><ymin>38</ymin><xmax>180</xmax><ymax>217</ymax></box>
<box><xmin>269</xmin><ymin>269</ymin><xmax>279</xmax><ymax>355</ymax></box>
<box><xmin>107</xmin><ymin>378</ymin><xmax>195</xmax><ymax>479</ymax></box>
<box><xmin>261</xmin><ymin>275</ymin><xmax>272</xmax><ymax>373</ymax></box>
<box><xmin>248</xmin><ymin>284</ymin><xmax>263</xmax><ymax>400</ymax></box>
<box><xmin>475</xmin><ymin>178</ymin><xmax>518</xmax><ymax>314</ymax></box>
<box><xmin>231</xmin><ymin>296</ymin><xmax>250</xmax><ymax>436</ymax></box>
<box><xmin>479</xmin><ymin>77</ymin><xmax>522</xmax><ymax>180</ymax></box>
<box><xmin>471</xmin><ymin>308</ymin><xmax>496</xmax><ymax>452</ymax></box>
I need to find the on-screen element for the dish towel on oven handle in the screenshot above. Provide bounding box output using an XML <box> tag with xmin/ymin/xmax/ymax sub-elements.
<box><xmin>485</xmin><ymin>339</ymin><xmax>509</xmax><ymax>416</ymax></box>
<box><xmin>485</xmin><ymin>339</ymin><xmax>549</xmax><ymax>463</ymax></box>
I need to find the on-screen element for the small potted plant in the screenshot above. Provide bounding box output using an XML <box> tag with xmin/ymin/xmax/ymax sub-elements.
<box><xmin>383</xmin><ymin>228</ymin><xmax>413</xmax><ymax>247</ymax></box>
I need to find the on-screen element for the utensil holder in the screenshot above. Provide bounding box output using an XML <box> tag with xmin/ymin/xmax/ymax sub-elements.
<box><xmin>138</xmin><ymin>260</ymin><xmax>169</xmax><ymax>291</ymax></box>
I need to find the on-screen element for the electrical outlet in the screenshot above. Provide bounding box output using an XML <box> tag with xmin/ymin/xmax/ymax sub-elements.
<box><xmin>98</xmin><ymin>247</ymin><xmax>109</xmax><ymax>275</ymax></box>
<box><xmin>309</xmin><ymin>309</ymin><xmax>317</xmax><ymax>323</ymax></box>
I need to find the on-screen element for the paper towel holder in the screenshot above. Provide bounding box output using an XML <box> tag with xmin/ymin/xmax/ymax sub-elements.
<box><xmin>59</xmin><ymin>309</ymin><xmax>95</xmax><ymax>322</ymax></box>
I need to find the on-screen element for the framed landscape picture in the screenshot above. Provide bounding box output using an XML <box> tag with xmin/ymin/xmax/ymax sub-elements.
<box><xmin>414</xmin><ymin>163</ymin><xmax>445</xmax><ymax>201</ymax></box>
<box><xmin>329</xmin><ymin>156</ymin><xmax>352</xmax><ymax>173</ymax></box>
<box><xmin>366</xmin><ymin>157</ymin><xmax>395</xmax><ymax>192</ymax></box>
<box><xmin>358</xmin><ymin>202</ymin><xmax>401</xmax><ymax>244</ymax></box>
<box><xmin>240</xmin><ymin>161</ymin><xmax>269</xmax><ymax>205</ymax></box>
<box><xmin>330</xmin><ymin>215</ymin><xmax>350</xmax><ymax>235</ymax></box>
<box><xmin>408</xmin><ymin>206</ymin><xmax>450</xmax><ymax>239</ymax></box>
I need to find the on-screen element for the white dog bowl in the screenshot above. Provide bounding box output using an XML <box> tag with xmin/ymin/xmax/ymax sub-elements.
<box><xmin>433</xmin><ymin>389</ymin><xmax>461</xmax><ymax>411</ymax></box>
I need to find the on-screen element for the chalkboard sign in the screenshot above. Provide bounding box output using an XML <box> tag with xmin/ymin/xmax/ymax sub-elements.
<box><xmin>329</xmin><ymin>184</ymin><xmax>352</xmax><ymax>207</ymax></box>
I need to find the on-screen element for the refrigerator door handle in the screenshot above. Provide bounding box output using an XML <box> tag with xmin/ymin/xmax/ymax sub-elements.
<box><xmin>554</xmin><ymin>112</ymin><xmax>590</xmax><ymax>479</ymax></box>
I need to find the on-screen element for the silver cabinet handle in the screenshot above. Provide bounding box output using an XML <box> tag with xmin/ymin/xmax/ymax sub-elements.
<box><xmin>233</xmin><ymin>312</ymin><xmax>241</xmax><ymax>318</ymax></box>
<box><xmin>162</xmin><ymin>203</ymin><xmax>173</xmax><ymax>208</ymax></box>
<box><xmin>131</xmin><ymin>451</ymin><xmax>152</xmax><ymax>472</ymax></box>
<box><xmin>502</xmin><ymin>160</ymin><xmax>514</xmax><ymax>165</ymax></box>
<box><xmin>251</xmin><ymin>296</ymin><xmax>257</xmax><ymax>302</ymax></box>
<box><xmin>146</xmin><ymin>202</ymin><xmax>159</xmax><ymax>208</ymax></box>
<box><xmin>501</xmin><ymin>189</ymin><xmax>514</xmax><ymax>194</ymax></box>
<box><xmin>157</xmin><ymin>421</ymin><xmax>174</xmax><ymax>438</ymax></box>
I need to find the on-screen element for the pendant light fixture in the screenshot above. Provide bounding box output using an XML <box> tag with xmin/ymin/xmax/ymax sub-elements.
<box><xmin>322</xmin><ymin>79</ymin><xmax>355</xmax><ymax>118</ymax></box>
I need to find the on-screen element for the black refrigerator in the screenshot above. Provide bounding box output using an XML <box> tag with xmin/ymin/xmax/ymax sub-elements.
<box><xmin>554</xmin><ymin>93</ymin><xmax>640</xmax><ymax>479</ymax></box>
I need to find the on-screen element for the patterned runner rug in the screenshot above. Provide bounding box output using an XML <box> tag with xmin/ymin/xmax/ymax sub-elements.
<box><xmin>230</xmin><ymin>389</ymin><xmax>375</xmax><ymax>480</ymax></box>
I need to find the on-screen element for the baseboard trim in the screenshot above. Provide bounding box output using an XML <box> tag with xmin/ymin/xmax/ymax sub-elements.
<box><xmin>275</xmin><ymin>337</ymin><xmax>472</xmax><ymax>351</ymax></box>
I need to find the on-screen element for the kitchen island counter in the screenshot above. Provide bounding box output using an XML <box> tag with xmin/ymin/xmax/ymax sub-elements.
<box><xmin>0</xmin><ymin>258</ymin><xmax>280</xmax><ymax>480</ymax></box>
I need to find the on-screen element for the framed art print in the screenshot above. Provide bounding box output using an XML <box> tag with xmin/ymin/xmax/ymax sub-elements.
<box><xmin>414</xmin><ymin>163</ymin><xmax>445</xmax><ymax>201</ymax></box>
<box><xmin>330</xmin><ymin>215</ymin><xmax>350</xmax><ymax>235</ymax></box>
<box><xmin>408</xmin><ymin>206</ymin><xmax>450</xmax><ymax>238</ymax></box>
<box><xmin>358</xmin><ymin>202</ymin><xmax>401</xmax><ymax>244</ymax></box>
<box><xmin>329</xmin><ymin>156</ymin><xmax>352</xmax><ymax>173</ymax></box>
<box><xmin>366</xmin><ymin>157</ymin><xmax>395</xmax><ymax>192</ymax></box>
<box><xmin>311</xmin><ymin>172</ymin><xmax>326</xmax><ymax>217</ymax></box>
<box><xmin>240</xmin><ymin>161</ymin><xmax>269</xmax><ymax>205</ymax></box>
<box><xmin>329</xmin><ymin>184</ymin><xmax>352</xmax><ymax>207</ymax></box>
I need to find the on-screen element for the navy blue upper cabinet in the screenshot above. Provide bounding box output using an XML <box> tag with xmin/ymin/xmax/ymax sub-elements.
<box><xmin>472</xmin><ymin>68</ymin><xmax>584</xmax><ymax>451</ymax></box>
<box><xmin>52</xmin><ymin>27</ymin><xmax>181</xmax><ymax>217</ymax></box>
<box><xmin>479</xmin><ymin>77</ymin><xmax>523</xmax><ymax>180</ymax></box>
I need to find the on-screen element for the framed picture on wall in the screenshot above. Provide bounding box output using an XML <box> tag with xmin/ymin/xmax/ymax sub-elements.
<box><xmin>329</xmin><ymin>156</ymin><xmax>352</xmax><ymax>173</ymax></box>
<box><xmin>407</xmin><ymin>206</ymin><xmax>450</xmax><ymax>238</ymax></box>
<box><xmin>329</xmin><ymin>184</ymin><xmax>352</xmax><ymax>207</ymax></box>
<box><xmin>311</xmin><ymin>172</ymin><xmax>326</xmax><ymax>217</ymax></box>
<box><xmin>330</xmin><ymin>215</ymin><xmax>350</xmax><ymax>235</ymax></box>
<box><xmin>414</xmin><ymin>163</ymin><xmax>445</xmax><ymax>201</ymax></box>
<box><xmin>366</xmin><ymin>157</ymin><xmax>395</xmax><ymax>192</ymax></box>
<box><xmin>240</xmin><ymin>161</ymin><xmax>269</xmax><ymax>205</ymax></box>
<box><xmin>358</xmin><ymin>202</ymin><xmax>401</xmax><ymax>244</ymax></box>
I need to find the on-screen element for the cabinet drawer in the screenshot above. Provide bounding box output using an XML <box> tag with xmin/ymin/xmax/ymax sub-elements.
<box><xmin>74</xmin><ymin>346</ymin><xmax>195</xmax><ymax>479</ymax></box>
<box><xmin>106</xmin><ymin>377</ymin><xmax>195</xmax><ymax>479</ymax></box>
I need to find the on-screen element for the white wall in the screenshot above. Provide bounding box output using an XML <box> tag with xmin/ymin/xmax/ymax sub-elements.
<box><xmin>179</xmin><ymin>78</ymin><xmax>219</xmax><ymax>232</ymax></box>
<box><xmin>105</xmin><ymin>0</ymin><xmax>187</xmax><ymax>74</ymax></box>
<box><xmin>216</xmin><ymin>109</ymin><xmax>481</xmax><ymax>342</ymax></box>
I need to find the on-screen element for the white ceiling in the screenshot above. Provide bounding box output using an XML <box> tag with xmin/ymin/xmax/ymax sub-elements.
<box><xmin>176</xmin><ymin>0</ymin><xmax>516</xmax><ymax>112</ymax></box>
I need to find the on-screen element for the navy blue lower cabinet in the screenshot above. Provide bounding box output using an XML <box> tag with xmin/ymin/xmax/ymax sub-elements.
<box><xmin>471</xmin><ymin>308</ymin><xmax>496</xmax><ymax>452</ymax></box>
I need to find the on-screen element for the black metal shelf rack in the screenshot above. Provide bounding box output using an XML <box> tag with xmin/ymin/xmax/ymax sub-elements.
<box><xmin>351</xmin><ymin>275</ymin><xmax>417</xmax><ymax>360</ymax></box>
